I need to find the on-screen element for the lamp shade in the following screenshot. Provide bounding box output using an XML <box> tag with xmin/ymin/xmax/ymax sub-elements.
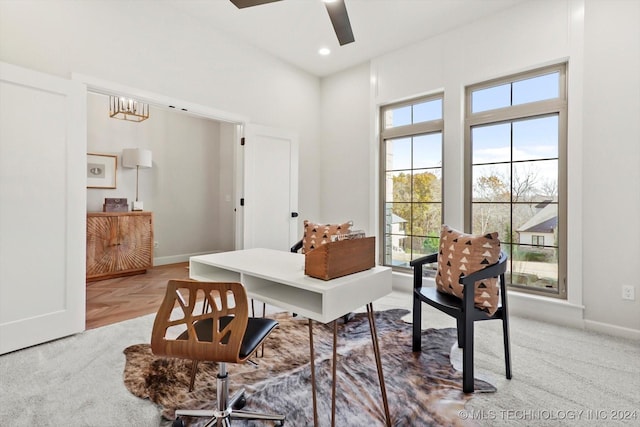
<box><xmin>122</xmin><ymin>148</ymin><xmax>152</xmax><ymax>169</ymax></box>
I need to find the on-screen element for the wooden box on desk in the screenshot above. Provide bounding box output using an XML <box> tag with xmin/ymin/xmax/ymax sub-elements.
<box><xmin>304</xmin><ymin>236</ymin><xmax>375</xmax><ymax>280</ymax></box>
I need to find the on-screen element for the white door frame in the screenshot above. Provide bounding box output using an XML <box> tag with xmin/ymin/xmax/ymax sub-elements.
<box><xmin>74</xmin><ymin>74</ymin><xmax>299</xmax><ymax>251</ymax></box>
<box><xmin>72</xmin><ymin>74</ymin><xmax>248</xmax><ymax>125</ymax></box>
<box><xmin>72</xmin><ymin>74</ymin><xmax>250</xmax><ymax>249</ymax></box>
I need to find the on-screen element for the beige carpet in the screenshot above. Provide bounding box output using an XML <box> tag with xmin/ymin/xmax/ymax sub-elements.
<box><xmin>456</xmin><ymin>315</ymin><xmax>640</xmax><ymax>426</ymax></box>
<box><xmin>0</xmin><ymin>290</ymin><xmax>638</xmax><ymax>426</ymax></box>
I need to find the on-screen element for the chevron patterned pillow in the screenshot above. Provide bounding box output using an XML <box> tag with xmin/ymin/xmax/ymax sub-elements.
<box><xmin>435</xmin><ymin>225</ymin><xmax>501</xmax><ymax>315</ymax></box>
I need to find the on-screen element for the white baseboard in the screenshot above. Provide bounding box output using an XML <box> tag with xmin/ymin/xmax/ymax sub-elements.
<box><xmin>583</xmin><ymin>319</ymin><xmax>640</xmax><ymax>341</ymax></box>
<box><xmin>392</xmin><ymin>271</ymin><xmax>417</xmax><ymax>293</ymax></box>
<box><xmin>154</xmin><ymin>251</ymin><xmax>223</xmax><ymax>266</ymax></box>
<box><xmin>507</xmin><ymin>291</ymin><xmax>585</xmax><ymax>329</ymax></box>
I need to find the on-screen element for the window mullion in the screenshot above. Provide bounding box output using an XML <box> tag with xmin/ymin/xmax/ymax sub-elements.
<box><xmin>381</xmin><ymin>119</ymin><xmax>444</xmax><ymax>139</ymax></box>
<box><xmin>466</xmin><ymin>99</ymin><xmax>566</xmax><ymax>126</ymax></box>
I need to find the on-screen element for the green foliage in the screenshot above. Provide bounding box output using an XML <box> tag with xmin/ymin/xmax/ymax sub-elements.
<box><xmin>390</xmin><ymin>171</ymin><xmax>441</xmax><ymax>250</ymax></box>
<box><xmin>422</xmin><ymin>237</ymin><xmax>439</xmax><ymax>254</ymax></box>
<box><xmin>514</xmin><ymin>246</ymin><xmax>555</xmax><ymax>263</ymax></box>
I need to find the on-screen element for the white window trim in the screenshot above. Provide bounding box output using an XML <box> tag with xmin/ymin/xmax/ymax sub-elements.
<box><xmin>464</xmin><ymin>63</ymin><xmax>568</xmax><ymax>299</ymax></box>
<box><xmin>379</xmin><ymin>94</ymin><xmax>444</xmax><ymax>270</ymax></box>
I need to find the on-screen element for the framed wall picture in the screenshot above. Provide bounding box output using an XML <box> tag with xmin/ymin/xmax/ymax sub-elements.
<box><xmin>87</xmin><ymin>153</ymin><xmax>117</xmax><ymax>189</ymax></box>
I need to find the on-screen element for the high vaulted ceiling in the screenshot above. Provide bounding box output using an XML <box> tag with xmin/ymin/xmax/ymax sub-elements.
<box><xmin>171</xmin><ymin>0</ymin><xmax>526</xmax><ymax>77</ymax></box>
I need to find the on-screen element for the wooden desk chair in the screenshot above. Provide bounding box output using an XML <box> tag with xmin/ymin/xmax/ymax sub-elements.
<box><xmin>411</xmin><ymin>251</ymin><xmax>512</xmax><ymax>393</ymax></box>
<box><xmin>151</xmin><ymin>279</ymin><xmax>285</xmax><ymax>426</ymax></box>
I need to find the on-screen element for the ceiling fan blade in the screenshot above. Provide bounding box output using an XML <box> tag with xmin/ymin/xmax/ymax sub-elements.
<box><xmin>325</xmin><ymin>0</ymin><xmax>355</xmax><ymax>46</ymax></box>
<box><xmin>230</xmin><ymin>0</ymin><xmax>282</xmax><ymax>9</ymax></box>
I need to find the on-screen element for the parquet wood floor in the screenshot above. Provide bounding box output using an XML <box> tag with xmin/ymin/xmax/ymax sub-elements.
<box><xmin>84</xmin><ymin>262</ymin><xmax>418</xmax><ymax>331</ymax></box>
<box><xmin>85</xmin><ymin>262</ymin><xmax>190</xmax><ymax>330</ymax></box>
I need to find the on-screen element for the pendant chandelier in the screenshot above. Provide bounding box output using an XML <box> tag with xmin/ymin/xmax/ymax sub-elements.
<box><xmin>109</xmin><ymin>96</ymin><xmax>150</xmax><ymax>122</ymax></box>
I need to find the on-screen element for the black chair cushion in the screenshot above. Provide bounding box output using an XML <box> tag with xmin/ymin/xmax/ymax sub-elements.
<box><xmin>415</xmin><ymin>287</ymin><xmax>463</xmax><ymax>318</ymax></box>
<box><xmin>236</xmin><ymin>317</ymin><xmax>278</xmax><ymax>358</ymax></box>
<box><xmin>415</xmin><ymin>286</ymin><xmax>502</xmax><ymax>322</ymax></box>
<box><xmin>177</xmin><ymin>316</ymin><xmax>278</xmax><ymax>359</ymax></box>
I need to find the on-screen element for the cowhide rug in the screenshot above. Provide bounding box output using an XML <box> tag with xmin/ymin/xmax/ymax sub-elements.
<box><xmin>123</xmin><ymin>309</ymin><xmax>494</xmax><ymax>426</ymax></box>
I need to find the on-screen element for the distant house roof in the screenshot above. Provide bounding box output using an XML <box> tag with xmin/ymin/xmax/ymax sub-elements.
<box><xmin>521</xmin><ymin>216</ymin><xmax>557</xmax><ymax>233</ymax></box>
<box><xmin>535</xmin><ymin>199</ymin><xmax>554</xmax><ymax>209</ymax></box>
<box><xmin>516</xmin><ymin>203</ymin><xmax>557</xmax><ymax>234</ymax></box>
<box><xmin>392</xmin><ymin>214</ymin><xmax>407</xmax><ymax>224</ymax></box>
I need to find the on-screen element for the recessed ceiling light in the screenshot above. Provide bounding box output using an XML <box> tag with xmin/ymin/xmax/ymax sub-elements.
<box><xmin>318</xmin><ymin>47</ymin><xmax>331</xmax><ymax>56</ymax></box>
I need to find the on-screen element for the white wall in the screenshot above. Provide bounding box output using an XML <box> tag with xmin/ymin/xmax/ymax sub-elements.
<box><xmin>319</xmin><ymin>0</ymin><xmax>640</xmax><ymax>336</ymax></box>
<box><xmin>581</xmin><ymin>0</ymin><xmax>640</xmax><ymax>334</ymax></box>
<box><xmin>0</xmin><ymin>0</ymin><xmax>322</xmax><ymax>224</ymax></box>
<box><xmin>319</xmin><ymin>62</ymin><xmax>373</xmax><ymax>231</ymax></box>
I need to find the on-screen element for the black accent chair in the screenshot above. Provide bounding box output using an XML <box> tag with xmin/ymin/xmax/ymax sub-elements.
<box><xmin>411</xmin><ymin>251</ymin><xmax>511</xmax><ymax>393</ymax></box>
<box><xmin>290</xmin><ymin>239</ymin><xmax>303</xmax><ymax>254</ymax></box>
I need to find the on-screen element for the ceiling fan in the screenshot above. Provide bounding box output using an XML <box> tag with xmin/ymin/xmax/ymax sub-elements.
<box><xmin>230</xmin><ymin>0</ymin><xmax>355</xmax><ymax>46</ymax></box>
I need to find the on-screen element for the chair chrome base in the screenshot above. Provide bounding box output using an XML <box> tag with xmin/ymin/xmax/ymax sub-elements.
<box><xmin>174</xmin><ymin>363</ymin><xmax>285</xmax><ymax>426</ymax></box>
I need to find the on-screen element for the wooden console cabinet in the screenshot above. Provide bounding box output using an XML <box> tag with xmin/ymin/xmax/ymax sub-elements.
<box><xmin>86</xmin><ymin>212</ymin><xmax>154</xmax><ymax>282</ymax></box>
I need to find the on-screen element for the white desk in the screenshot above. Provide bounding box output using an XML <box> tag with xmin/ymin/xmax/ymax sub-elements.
<box><xmin>190</xmin><ymin>248</ymin><xmax>393</xmax><ymax>426</ymax></box>
<box><xmin>190</xmin><ymin>248</ymin><xmax>392</xmax><ymax>324</ymax></box>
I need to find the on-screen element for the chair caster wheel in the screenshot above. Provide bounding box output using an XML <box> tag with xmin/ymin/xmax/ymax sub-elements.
<box><xmin>232</xmin><ymin>395</ymin><xmax>246</xmax><ymax>410</ymax></box>
<box><xmin>172</xmin><ymin>418</ymin><xmax>185</xmax><ymax>427</ymax></box>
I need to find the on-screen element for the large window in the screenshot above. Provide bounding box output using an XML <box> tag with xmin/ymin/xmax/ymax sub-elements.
<box><xmin>465</xmin><ymin>64</ymin><xmax>567</xmax><ymax>298</ymax></box>
<box><xmin>380</xmin><ymin>95</ymin><xmax>443</xmax><ymax>269</ymax></box>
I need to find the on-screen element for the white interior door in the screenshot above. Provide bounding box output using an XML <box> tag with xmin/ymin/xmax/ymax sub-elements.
<box><xmin>242</xmin><ymin>124</ymin><xmax>298</xmax><ymax>251</ymax></box>
<box><xmin>0</xmin><ymin>62</ymin><xmax>86</xmax><ymax>354</ymax></box>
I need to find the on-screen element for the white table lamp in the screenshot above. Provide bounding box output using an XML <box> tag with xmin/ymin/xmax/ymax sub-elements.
<box><xmin>122</xmin><ymin>148</ymin><xmax>152</xmax><ymax>211</ymax></box>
